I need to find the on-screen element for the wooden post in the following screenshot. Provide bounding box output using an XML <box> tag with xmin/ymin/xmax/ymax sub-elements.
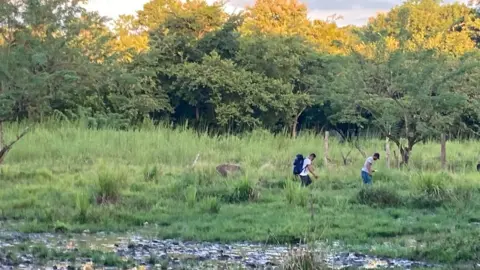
<box><xmin>324</xmin><ymin>131</ymin><xmax>329</xmax><ymax>169</ymax></box>
<box><xmin>441</xmin><ymin>134</ymin><xmax>447</xmax><ymax>170</ymax></box>
<box><xmin>385</xmin><ymin>137</ymin><xmax>391</xmax><ymax>169</ymax></box>
<box><xmin>0</xmin><ymin>121</ymin><xmax>4</xmax><ymax>150</ymax></box>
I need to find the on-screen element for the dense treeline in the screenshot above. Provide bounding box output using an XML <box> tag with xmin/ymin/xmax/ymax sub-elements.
<box><xmin>1</xmin><ymin>0</ymin><xmax>480</xmax><ymax>163</ymax></box>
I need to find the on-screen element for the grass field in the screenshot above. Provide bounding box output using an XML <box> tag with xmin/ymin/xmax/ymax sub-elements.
<box><xmin>1</xmin><ymin>120</ymin><xmax>480</xmax><ymax>266</ymax></box>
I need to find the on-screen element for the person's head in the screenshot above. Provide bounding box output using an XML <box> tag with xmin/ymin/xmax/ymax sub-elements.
<box><xmin>309</xmin><ymin>153</ymin><xmax>317</xmax><ymax>161</ymax></box>
<box><xmin>373</xmin><ymin>153</ymin><xmax>380</xmax><ymax>161</ymax></box>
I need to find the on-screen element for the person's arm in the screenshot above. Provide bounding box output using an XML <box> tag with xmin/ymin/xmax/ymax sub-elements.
<box><xmin>366</xmin><ymin>162</ymin><xmax>372</xmax><ymax>175</ymax></box>
<box><xmin>308</xmin><ymin>164</ymin><xmax>316</xmax><ymax>178</ymax></box>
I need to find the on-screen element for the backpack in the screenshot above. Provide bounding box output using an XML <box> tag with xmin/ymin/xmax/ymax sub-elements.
<box><xmin>293</xmin><ymin>154</ymin><xmax>304</xmax><ymax>175</ymax></box>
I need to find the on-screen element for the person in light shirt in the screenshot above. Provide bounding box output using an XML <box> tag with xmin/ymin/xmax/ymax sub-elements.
<box><xmin>299</xmin><ymin>153</ymin><xmax>318</xmax><ymax>187</ymax></box>
<box><xmin>361</xmin><ymin>153</ymin><xmax>380</xmax><ymax>184</ymax></box>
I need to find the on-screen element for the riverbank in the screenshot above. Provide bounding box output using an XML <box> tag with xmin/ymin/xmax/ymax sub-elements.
<box><xmin>1</xmin><ymin>123</ymin><xmax>480</xmax><ymax>266</ymax></box>
<box><xmin>0</xmin><ymin>231</ymin><xmax>439</xmax><ymax>269</ymax></box>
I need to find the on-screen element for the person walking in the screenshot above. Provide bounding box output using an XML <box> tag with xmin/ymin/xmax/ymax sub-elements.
<box><xmin>361</xmin><ymin>153</ymin><xmax>380</xmax><ymax>184</ymax></box>
<box><xmin>299</xmin><ymin>153</ymin><xmax>318</xmax><ymax>187</ymax></box>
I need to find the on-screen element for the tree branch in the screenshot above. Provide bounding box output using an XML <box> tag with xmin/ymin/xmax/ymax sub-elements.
<box><xmin>0</xmin><ymin>126</ymin><xmax>31</xmax><ymax>164</ymax></box>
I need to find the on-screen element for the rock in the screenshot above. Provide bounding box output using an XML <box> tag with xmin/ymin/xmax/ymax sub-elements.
<box><xmin>215</xmin><ymin>164</ymin><xmax>241</xmax><ymax>177</ymax></box>
<box><xmin>0</xmin><ymin>232</ymin><xmax>437</xmax><ymax>269</ymax></box>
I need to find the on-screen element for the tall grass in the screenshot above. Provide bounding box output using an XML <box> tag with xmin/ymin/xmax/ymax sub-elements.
<box><xmin>96</xmin><ymin>167</ymin><xmax>128</xmax><ymax>204</ymax></box>
<box><xmin>3</xmin><ymin>120</ymin><xmax>479</xmax><ymax>173</ymax></box>
<box><xmin>2</xmin><ymin>120</ymin><xmax>480</xmax><ymax>264</ymax></box>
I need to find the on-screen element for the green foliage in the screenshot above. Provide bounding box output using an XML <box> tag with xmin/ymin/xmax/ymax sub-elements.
<box><xmin>411</xmin><ymin>172</ymin><xmax>452</xmax><ymax>200</ymax></box>
<box><xmin>283</xmin><ymin>250</ymin><xmax>328</xmax><ymax>270</ymax></box>
<box><xmin>2</xmin><ymin>0</ymin><xmax>480</xmax><ymax>142</ymax></box>
<box><xmin>331</xmin><ymin>49</ymin><xmax>480</xmax><ymax>163</ymax></box>
<box><xmin>1</xmin><ymin>124</ymin><xmax>480</xmax><ymax>264</ymax></box>
<box><xmin>75</xmin><ymin>191</ymin><xmax>91</xmax><ymax>223</ymax></box>
<box><xmin>285</xmin><ymin>180</ymin><xmax>309</xmax><ymax>207</ymax></box>
<box><xmin>201</xmin><ymin>196</ymin><xmax>221</xmax><ymax>214</ymax></box>
<box><xmin>356</xmin><ymin>186</ymin><xmax>403</xmax><ymax>207</ymax></box>
<box><xmin>185</xmin><ymin>185</ymin><xmax>197</xmax><ymax>207</ymax></box>
<box><xmin>96</xmin><ymin>167</ymin><xmax>127</xmax><ymax>204</ymax></box>
<box><xmin>227</xmin><ymin>177</ymin><xmax>259</xmax><ymax>203</ymax></box>
<box><xmin>4</xmin><ymin>0</ymin><xmax>480</xmax><ymax>265</ymax></box>
<box><xmin>143</xmin><ymin>165</ymin><xmax>159</xmax><ymax>182</ymax></box>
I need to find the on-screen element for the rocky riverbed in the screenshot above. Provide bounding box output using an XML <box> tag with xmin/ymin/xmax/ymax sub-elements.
<box><xmin>0</xmin><ymin>231</ymin><xmax>436</xmax><ymax>269</ymax></box>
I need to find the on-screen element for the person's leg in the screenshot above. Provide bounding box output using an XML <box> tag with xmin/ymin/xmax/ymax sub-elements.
<box><xmin>305</xmin><ymin>175</ymin><xmax>312</xmax><ymax>186</ymax></box>
<box><xmin>300</xmin><ymin>176</ymin><xmax>306</xmax><ymax>186</ymax></box>
<box><xmin>300</xmin><ymin>175</ymin><xmax>311</xmax><ymax>186</ymax></box>
<box><xmin>361</xmin><ymin>171</ymin><xmax>372</xmax><ymax>185</ymax></box>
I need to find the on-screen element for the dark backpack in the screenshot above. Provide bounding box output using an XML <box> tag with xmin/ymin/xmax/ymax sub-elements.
<box><xmin>293</xmin><ymin>154</ymin><xmax>304</xmax><ymax>175</ymax></box>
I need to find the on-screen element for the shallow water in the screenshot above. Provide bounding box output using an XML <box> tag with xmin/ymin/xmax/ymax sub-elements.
<box><xmin>0</xmin><ymin>231</ymin><xmax>436</xmax><ymax>269</ymax></box>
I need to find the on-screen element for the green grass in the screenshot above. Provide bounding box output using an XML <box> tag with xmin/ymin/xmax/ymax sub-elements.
<box><xmin>1</xmin><ymin>120</ymin><xmax>480</xmax><ymax>265</ymax></box>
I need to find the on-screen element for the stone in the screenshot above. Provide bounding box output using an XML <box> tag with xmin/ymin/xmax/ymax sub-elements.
<box><xmin>215</xmin><ymin>164</ymin><xmax>241</xmax><ymax>177</ymax></box>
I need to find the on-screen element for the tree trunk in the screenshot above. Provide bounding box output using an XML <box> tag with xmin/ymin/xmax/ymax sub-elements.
<box><xmin>324</xmin><ymin>131</ymin><xmax>329</xmax><ymax>170</ymax></box>
<box><xmin>441</xmin><ymin>134</ymin><xmax>447</xmax><ymax>170</ymax></box>
<box><xmin>393</xmin><ymin>150</ymin><xmax>400</xmax><ymax>168</ymax></box>
<box><xmin>291</xmin><ymin>109</ymin><xmax>304</xmax><ymax>138</ymax></box>
<box><xmin>385</xmin><ymin>137</ymin><xmax>390</xmax><ymax>169</ymax></box>
<box><xmin>0</xmin><ymin>126</ymin><xmax>30</xmax><ymax>165</ymax></box>
<box><xmin>195</xmin><ymin>106</ymin><xmax>200</xmax><ymax>121</ymax></box>
<box><xmin>291</xmin><ymin>116</ymin><xmax>298</xmax><ymax>138</ymax></box>
<box><xmin>400</xmin><ymin>146</ymin><xmax>411</xmax><ymax>165</ymax></box>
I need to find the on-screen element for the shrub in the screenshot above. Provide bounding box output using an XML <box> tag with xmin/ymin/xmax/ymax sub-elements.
<box><xmin>410</xmin><ymin>172</ymin><xmax>454</xmax><ymax>208</ymax></box>
<box><xmin>356</xmin><ymin>186</ymin><xmax>402</xmax><ymax>207</ymax></box>
<box><xmin>143</xmin><ymin>165</ymin><xmax>159</xmax><ymax>182</ymax></box>
<box><xmin>185</xmin><ymin>185</ymin><xmax>197</xmax><ymax>207</ymax></box>
<box><xmin>76</xmin><ymin>191</ymin><xmax>92</xmax><ymax>223</ymax></box>
<box><xmin>201</xmin><ymin>196</ymin><xmax>221</xmax><ymax>214</ymax></box>
<box><xmin>285</xmin><ymin>180</ymin><xmax>309</xmax><ymax>207</ymax></box>
<box><xmin>412</xmin><ymin>172</ymin><xmax>452</xmax><ymax>200</ymax></box>
<box><xmin>226</xmin><ymin>177</ymin><xmax>259</xmax><ymax>203</ymax></box>
<box><xmin>282</xmin><ymin>249</ymin><xmax>328</xmax><ymax>270</ymax></box>
<box><xmin>34</xmin><ymin>168</ymin><xmax>54</xmax><ymax>180</ymax></box>
<box><xmin>96</xmin><ymin>168</ymin><xmax>127</xmax><ymax>204</ymax></box>
<box><xmin>53</xmin><ymin>221</ymin><xmax>70</xmax><ymax>233</ymax></box>
<box><xmin>373</xmin><ymin>170</ymin><xmax>406</xmax><ymax>184</ymax></box>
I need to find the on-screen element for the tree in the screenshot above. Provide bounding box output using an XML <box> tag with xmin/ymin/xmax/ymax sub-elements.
<box><xmin>110</xmin><ymin>15</ymin><xmax>149</xmax><ymax>62</ymax></box>
<box><xmin>146</xmin><ymin>7</ymin><xmax>233</xmax><ymax>123</ymax></box>
<box><xmin>306</xmin><ymin>18</ymin><xmax>356</xmax><ymax>55</ymax></box>
<box><xmin>236</xmin><ymin>35</ymin><xmax>332</xmax><ymax>137</ymax></box>
<box><xmin>167</xmin><ymin>52</ymin><xmax>291</xmax><ymax>130</ymax></box>
<box><xmin>330</xmin><ymin>48</ymin><xmax>480</xmax><ymax>164</ymax></box>
<box><xmin>138</xmin><ymin>0</ymin><xmax>226</xmax><ymax>33</ymax></box>
<box><xmin>137</xmin><ymin>0</ymin><xmax>183</xmax><ymax>30</ymax></box>
<box><xmin>0</xmin><ymin>0</ymin><xmax>170</xmax><ymax>131</ymax></box>
<box><xmin>363</xmin><ymin>0</ymin><xmax>477</xmax><ymax>56</ymax></box>
<box><xmin>240</xmin><ymin>0</ymin><xmax>310</xmax><ymax>36</ymax></box>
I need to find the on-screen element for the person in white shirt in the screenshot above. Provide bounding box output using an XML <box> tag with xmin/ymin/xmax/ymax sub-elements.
<box><xmin>361</xmin><ymin>153</ymin><xmax>380</xmax><ymax>184</ymax></box>
<box><xmin>299</xmin><ymin>153</ymin><xmax>318</xmax><ymax>186</ymax></box>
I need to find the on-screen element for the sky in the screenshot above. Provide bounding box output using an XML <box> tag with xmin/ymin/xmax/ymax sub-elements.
<box><xmin>84</xmin><ymin>0</ymin><xmax>471</xmax><ymax>26</ymax></box>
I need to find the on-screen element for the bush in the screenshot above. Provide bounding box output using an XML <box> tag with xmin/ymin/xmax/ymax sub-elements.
<box><xmin>96</xmin><ymin>168</ymin><xmax>127</xmax><ymax>204</ymax></box>
<box><xmin>410</xmin><ymin>173</ymin><xmax>479</xmax><ymax>208</ymax></box>
<box><xmin>356</xmin><ymin>186</ymin><xmax>402</xmax><ymax>207</ymax></box>
<box><xmin>410</xmin><ymin>172</ymin><xmax>453</xmax><ymax>208</ymax></box>
<box><xmin>185</xmin><ymin>185</ymin><xmax>197</xmax><ymax>207</ymax></box>
<box><xmin>412</xmin><ymin>172</ymin><xmax>452</xmax><ymax>200</ymax></box>
<box><xmin>282</xmin><ymin>249</ymin><xmax>328</xmax><ymax>270</ymax></box>
<box><xmin>285</xmin><ymin>180</ymin><xmax>309</xmax><ymax>207</ymax></box>
<box><xmin>225</xmin><ymin>177</ymin><xmax>259</xmax><ymax>203</ymax></box>
<box><xmin>143</xmin><ymin>165</ymin><xmax>159</xmax><ymax>182</ymax></box>
<box><xmin>76</xmin><ymin>190</ymin><xmax>92</xmax><ymax>223</ymax></box>
<box><xmin>201</xmin><ymin>196</ymin><xmax>221</xmax><ymax>214</ymax></box>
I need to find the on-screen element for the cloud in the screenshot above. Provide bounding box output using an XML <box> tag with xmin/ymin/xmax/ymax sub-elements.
<box><xmin>85</xmin><ymin>0</ymin><xmax>470</xmax><ymax>26</ymax></box>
